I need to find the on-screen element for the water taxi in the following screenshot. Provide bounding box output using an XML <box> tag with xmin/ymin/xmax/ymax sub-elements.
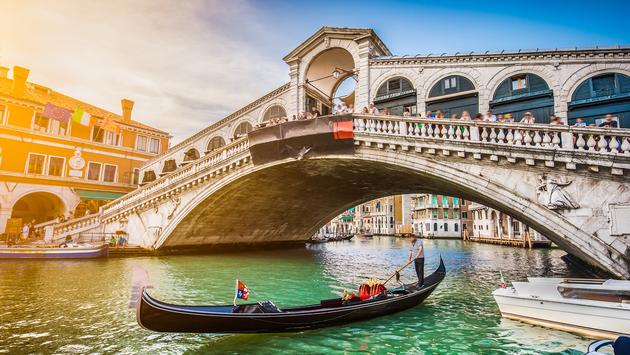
<box><xmin>492</xmin><ymin>277</ymin><xmax>630</xmax><ymax>339</ymax></box>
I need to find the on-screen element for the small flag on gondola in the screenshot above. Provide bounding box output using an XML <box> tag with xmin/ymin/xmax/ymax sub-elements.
<box><xmin>234</xmin><ymin>279</ymin><xmax>250</xmax><ymax>302</ymax></box>
<box><xmin>499</xmin><ymin>271</ymin><xmax>506</xmax><ymax>288</ymax></box>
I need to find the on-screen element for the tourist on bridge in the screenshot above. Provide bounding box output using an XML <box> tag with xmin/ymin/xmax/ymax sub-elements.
<box><xmin>484</xmin><ymin>110</ymin><xmax>497</xmax><ymax>122</ymax></box>
<box><xmin>369</xmin><ymin>103</ymin><xmax>379</xmax><ymax>115</ymax></box>
<box><xmin>599</xmin><ymin>114</ymin><xmax>618</xmax><ymax>128</ymax></box>
<box><xmin>408</xmin><ymin>237</ymin><xmax>425</xmax><ymax>286</ymax></box>
<box><xmin>461</xmin><ymin>111</ymin><xmax>471</xmax><ymax>120</ymax></box>
<box><xmin>573</xmin><ymin>117</ymin><xmax>587</xmax><ymax>127</ymax></box>
<box><xmin>520</xmin><ymin>112</ymin><xmax>536</xmax><ymax>124</ymax></box>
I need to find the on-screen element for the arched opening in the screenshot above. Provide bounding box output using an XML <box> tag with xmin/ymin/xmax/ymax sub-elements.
<box><xmin>568</xmin><ymin>72</ymin><xmax>630</xmax><ymax>127</ymax></box>
<box><xmin>182</xmin><ymin>148</ymin><xmax>200</xmax><ymax>164</ymax></box>
<box><xmin>332</xmin><ymin>76</ymin><xmax>356</xmax><ymax>112</ymax></box>
<box><xmin>374</xmin><ymin>76</ymin><xmax>417</xmax><ymax>116</ymax></box>
<box><xmin>305</xmin><ymin>48</ymin><xmax>355</xmax><ymax>115</ymax></box>
<box><xmin>206</xmin><ymin>136</ymin><xmax>226</xmax><ymax>154</ymax></box>
<box><xmin>11</xmin><ymin>192</ymin><xmax>66</xmax><ymax>224</ymax></box>
<box><xmin>233</xmin><ymin>121</ymin><xmax>252</xmax><ymax>140</ymax></box>
<box><xmin>427</xmin><ymin>75</ymin><xmax>477</xmax><ymax>118</ymax></box>
<box><xmin>141</xmin><ymin>170</ymin><xmax>156</xmax><ymax>185</ymax></box>
<box><xmin>490</xmin><ymin>73</ymin><xmax>554</xmax><ymax>123</ymax></box>
<box><xmin>262</xmin><ymin>105</ymin><xmax>288</xmax><ymax>123</ymax></box>
<box><xmin>161</xmin><ymin>159</ymin><xmax>177</xmax><ymax>176</ymax></box>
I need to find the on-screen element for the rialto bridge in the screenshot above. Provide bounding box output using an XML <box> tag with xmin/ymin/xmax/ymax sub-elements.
<box><xmin>43</xmin><ymin>27</ymin><xmax>630</xmax><ymax>278</ymax></box>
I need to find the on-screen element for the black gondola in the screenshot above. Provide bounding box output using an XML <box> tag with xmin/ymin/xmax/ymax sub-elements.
<box><xmin>135</xmin><ymin>257</ymin><xmax>446</xmax><ymax>333</ymax></box>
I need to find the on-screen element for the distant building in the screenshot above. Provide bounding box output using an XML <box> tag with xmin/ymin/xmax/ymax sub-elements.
<box><xmin>354</xmin><ymin>196</ymin><xmax>399</xmax><ymax>235</ymax></box>
<box><xmin>411</xmin><ymin>194</ymin><xmax>469</xmax><ymax>238</ymax></box>
<box><xmin>469</xmin><ymin>203</ymin><xmax>548</xmax><ymax>242</ymax></box>
<box><xmin>0</xmin><ymin>65</ymin><xmax>170</xmax><ymax>233</ymax></box>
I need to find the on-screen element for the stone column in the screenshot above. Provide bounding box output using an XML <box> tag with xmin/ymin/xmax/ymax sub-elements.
<box><xmin>354</xmin><ymin>39</ymin><xmax>371</xmax><ymax>110</ymax></box>
<box><xmin>0</xmin><ymin>207</ymin><xmax>12</xmax><ymax>234</ymax></box>
<box><xmin>495</xmin><ymin>212</ymin><xmax>501</xmax><ymax>239</ymax></box>
<box><xmin>287</xmin><ymin>60</ymin><xmax>301</xmax><ymax>116</ymax></box>
<box><xmin>507</xmin><ymin>215</ymin><xmax>513</xmax><ymax>239</ymax></box>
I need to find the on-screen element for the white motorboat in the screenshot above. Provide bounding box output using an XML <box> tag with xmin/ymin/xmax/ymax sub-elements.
<box><xmin>492</xmin><ymin>277</ymin><xmax>630</xmax><ymax>339</ymax></box>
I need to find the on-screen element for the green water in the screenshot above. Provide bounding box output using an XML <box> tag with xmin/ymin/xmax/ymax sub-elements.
<box><xmin>0</xmin><ymin>238</ymin><xmax>595</xmax><ymax>354</ymax></box>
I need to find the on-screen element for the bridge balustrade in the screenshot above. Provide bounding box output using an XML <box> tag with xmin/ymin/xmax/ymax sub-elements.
<box><xmin>353</xmin><ymin>115</ymin><xmax>630</xmax><ymax>155</ymax></box>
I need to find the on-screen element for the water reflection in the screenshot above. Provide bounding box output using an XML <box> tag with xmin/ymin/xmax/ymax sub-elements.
<box><xmin>0</xmin><ymin>238</ymin><xmax>593</xmax><ymax>354</ymax></box>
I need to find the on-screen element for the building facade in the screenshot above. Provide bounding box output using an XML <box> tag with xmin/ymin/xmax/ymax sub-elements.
<box><xmin>411</xmin><ymin>194</ymin><xmax>470</xmax><ymax>238</ymax></box>
<box><xmin>0</xmin><ymin>66</ymin><xmax>170</xmax><ymax>233</ymax></box>
<box><xmin>354</xmin><ymin>196</ymin><xmax>399</xmax><ymax>235</ymax></box>
<box><xmin>469</xmin><ymin>203</ymin><xmax>548</xmax><ymax>242</ymax></box>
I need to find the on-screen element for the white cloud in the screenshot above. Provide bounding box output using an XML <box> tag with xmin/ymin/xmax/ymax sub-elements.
<box><xmin>0</xmin><ymin>0</ymin><xmax>289</xmax><ymax>143</ymax></box>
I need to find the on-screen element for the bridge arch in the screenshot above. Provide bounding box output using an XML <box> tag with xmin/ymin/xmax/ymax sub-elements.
<box><xmin>426</xmin><ymin>75</ymin><xmax>479</xmax><ymax>118</ymax></box>
<box><xmin>372</xmin><ymin>75</ymin><xmax>417</xmax><ymax>115</ymax></box>
<box><xmin>302</xmin><ymin>46</ymin><xmax>357</xmax><ymax>114</ymax></box>
<box><xmin>205</xmin><ymin>135</ymin><xmax>227</xmax><ymax>154</ymax></box>
<box><xmin>489</xmin><ymin>72</ymin><xmax>556</xmax><ymax>123</ymax></box>
<box><xmin>154</xmin><ymin>149</ymin><xmax>627</xmax><ymax>277</ymax></box>
<box><xmin>10</xmin><ymin>190</ymin><xmax>67</xmax><ymax>224</ymax></box>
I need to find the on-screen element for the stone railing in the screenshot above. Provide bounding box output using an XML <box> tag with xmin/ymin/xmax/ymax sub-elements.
<box><xmin>42</xmin><ymin>138</ymin><xmax>250</xmax><ymax>236</ymax></box>
<box><xmin>100</xmin><ymin>137</ymin><xmax>250</xmax><ymax>219</ymax></box>
<box><xmin>353</xmin><ymin>115</ymin><xmax>630</xmax><ymax>156</ymax></box>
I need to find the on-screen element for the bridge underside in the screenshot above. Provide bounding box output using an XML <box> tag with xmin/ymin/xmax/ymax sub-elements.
<box><xmin>160</xmin><ymin>158</ymin><xmax>608</xmax><ymax>275</ymax></box>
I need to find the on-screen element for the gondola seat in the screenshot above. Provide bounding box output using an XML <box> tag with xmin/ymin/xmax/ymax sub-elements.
<box><xmin>232</xmin><ymin>301</ymin><xmax>281</xmax><ymax>313</ymax></box>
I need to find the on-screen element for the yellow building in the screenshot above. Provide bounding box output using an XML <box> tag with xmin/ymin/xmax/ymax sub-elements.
<box><xmin>0</xmin><ymin>65</ymin><xmax>170</xmax><ymax>233</ymax></box>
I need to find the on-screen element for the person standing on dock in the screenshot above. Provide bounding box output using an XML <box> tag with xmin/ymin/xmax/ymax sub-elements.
<box><xmin>408</xmin><ymin>238</ymin><xmax>424</xmax><ymax>286</ymax></box>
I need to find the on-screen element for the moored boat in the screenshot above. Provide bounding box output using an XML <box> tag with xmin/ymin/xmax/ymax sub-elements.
<box><xmin>135</xmin><ymin>257</ymin><xmax>445</xmax><ymax>333</ymax></box>
<box><xmin>0</xmin><ymin>243</ymin><xmax>109</xmax><ymax>259</ymax></box>
<box><xmin>493</xmin><ymin>277</ymin><xmax>630</xmax><ymax>339</ymax></box>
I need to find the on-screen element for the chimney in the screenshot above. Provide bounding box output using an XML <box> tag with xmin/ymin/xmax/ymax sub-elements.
<box><xmin>121</xmin><ymin>98</ymin><xmax>134</xmax><ymax>122</ymax></box>
<box><xmin>0</xmin><ymin>66</ymin><xmax>8</xmax><ymax>78</ymax></box>
<box><xmin>11</xmin><ymin>66</ymin><xmax>30</xmax><ymax>97</ymax></box>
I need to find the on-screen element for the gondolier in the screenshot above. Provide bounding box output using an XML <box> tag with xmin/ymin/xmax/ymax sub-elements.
<box><xmin>409</xmin><ymin>238</ymin><xmax>424</xmax><ymax>286</ymax></box>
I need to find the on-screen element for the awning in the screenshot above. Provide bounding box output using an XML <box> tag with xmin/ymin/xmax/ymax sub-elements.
<box><xmin>76</xmin><ymin>190</ymin><xmax>125</xmax><ymax>201</ymax></box>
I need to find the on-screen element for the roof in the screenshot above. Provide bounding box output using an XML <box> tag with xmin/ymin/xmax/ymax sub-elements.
<box><xmin>283</xmin><ymin>27</ymin><xmax>391</xmax><ymax>62</ymax></box>
<box><xmin>0</xmin><ymin>74</ymin><xmax>169</xmax><ymax>136</ymax></box>
<box><xmin>372</xmin><ymin>45</ymin><xmax>630</xmax><ymax>62</ymax></box>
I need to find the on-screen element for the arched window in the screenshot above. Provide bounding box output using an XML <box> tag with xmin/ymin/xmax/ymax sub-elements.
<box><xmin>433</xmin><ymin>222</ymin><xmax>438</xmax><ymax>232</ymax></box>
<box><xmin>444</xmin><ymin>223</ymin><xmax>448</xmax><ymax>232</ymax></box>
<box><xmin>490</xmin><ymin>73</ymin><xmax>554</xmax><ymax>123</ymax></box>
<box><xmin>569</xmin><ymin>73</ymin><xmax>630</xmax><ymax>127</ymax></box>
<box><xmin>206</xmin><ymin>136</ymin><xmax>226</xmax><ymax>153</ymax></box>
<box><xmin>454</xmin><ymin>224</ymin><xmax>459</xmax><ymax>232</ymax></box>
<box><xmin>374</xmin><ymin>76</ymin><xmax>416</xmax><ymax>116</ymax></box>
<box><xmin>183</xmin><ymin>148</ymin><xmax>200</xmax><ymax>162</ymax></box>
<box><xmin>427</xmin><ymin>75</ymin><xmax>478</xmax><ymax>118</ymax></box>
<box><xmin>233</xmin><ymin>121</ymin><xmax>252</xmax><ymax>139</ymax></box>
<box><xmin>262</xmin><ymin>105</ymin><xmax>287</xmax><ymax>122</ymax></box>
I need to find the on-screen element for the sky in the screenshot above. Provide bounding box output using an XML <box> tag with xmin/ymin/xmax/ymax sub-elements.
<box><xmin>1</xmin><ymin>0</ymin><xmax>629</xmax><ymax>143</ymax></box>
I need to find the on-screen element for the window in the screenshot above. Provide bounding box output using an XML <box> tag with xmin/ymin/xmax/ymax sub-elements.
<box><xmin>87</xmin><ymin>162</ymin><xmax>102</xmax><ymax>181</ymax></box>
<box><xmin>444</xmin><ymin>77</ymin><xmax>457</xmax><ymax>89</ymax></box>
<box><xmin>511</xmin><ymin>76</ymin><xmax>527</xmax><ymax>90</ymax></box>
<box><xmin>92</xmin><ymin>127</ymin><xmax>105</xmax><ymax>143</ymax></box>
<box><xmin>104</xmin><ymin>131</ymin><xmax>120</xmax><ymax>146</ymax></box>
<box><xmin>455</xmin><ymin>224</ymin><xmax>459</xmax><ymax>232</ymax></box>
<box><xmin>233</xmin><ymin>122</ymin><xmax>252</xmax><ymax>139</ymax></box>
<box><xmin>27</xmin><ymin>153</ymin><xmax>46</xmax><ymax>174</ymax></box>
<box><xmin>432</xmin><ymin>210</ymin><xmax>438</xmax><ymax>219</ymax></box>
<box><xmin>453</xmin><ymin>197</ymin><xmax>459</xmax><ymax>205</ymax></box>
<box><xmin>0</xmin><ymin>104</ymin><xmax>5</xmax><ymax>125</ymax></box>
<box><xmin>149</xmin><ymin>138</ymin><xmax>160</xmax><ymax>154</ymax></box>
<box><xmin>132</xmin><ymin>168</ymin><xmax>140</xmax><ymax>185</ymax></box>
<box><xmin>442</xmin><ymin>196</ymin><xmax>448</xmax><ymax>205</ymax></box>
<box><xmin>33</xmin><ymin>114</ymin><xmax>50</xmax><ymax>133</ymax></box>
<box><xmin>592</xmin><ymin>74</ymin><xmax>615</xmax><ymax>97</ymax></box>
<box><xmin>103</xmin><ymin>164</ymin><xmax>117</xmax><ymax>183</ymax></box>
<box><xmin>207</xmin><ymin>136</ymin><xmax>226</xmax><ymax>153</ymax></box>
<box><xmin>136</xmin><ymin>135</ymin><xmax>148</xmax><ymax>151</ymax></box>
<box><xmin>433</xmin><ymin>222</ymin><xmax>438</xmax><ymax>231</ymax></box>
<box><xmin>425</xmin><ymin>223</ymin><xmax>430</xmax><ymax>231</ymax></box>
<box><xmin>47</xmin><ymin>156</ymin><xmax>65</xmax><ymax>177</ymax></box>
<box><xmin>262</xmin><ymin>105</ymin><xmax>287</xmax><ymax>122</ymax></box>
<box><xmin>432</xmin><ymin>195</ymin><xmax>438</xmax><ymax>205</ymax></box>
<box><xmin>444</xmin><ymin>223</ymin><xmax>448</xmax><ymax>231</ymax></box>
<box><xmin>443</xmin><ymin>210</ymin><xmax>449</xmax><ymax>219</ymax></box>
<box><xmin>454</xmin><ymin>211</ymin><xmax>460</xmax><ymax>219</ymax></box>
<box><xmin>462</xmin><ymin>212</ymin><xmax>468</xmax><ymax>219</ymax></box>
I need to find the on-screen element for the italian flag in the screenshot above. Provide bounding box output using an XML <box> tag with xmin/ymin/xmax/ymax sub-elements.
<box><xmin>71</xmin><ymin>108</ymin><xmax>91</xmax><ymax>126</ymax></box>
<box><xmin>499</xmin><ymin>271</ymin><xmax>506</xmax><ymax>288</ymax></box>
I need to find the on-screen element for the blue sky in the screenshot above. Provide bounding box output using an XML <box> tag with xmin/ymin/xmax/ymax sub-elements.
<box><xmin>2</xmin><ymin>0</ymin><xmax>628</xmax><ymax>142</ymax></box>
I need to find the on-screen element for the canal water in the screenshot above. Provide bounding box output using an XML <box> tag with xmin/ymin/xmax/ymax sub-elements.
<box><xmin>0</xmin><ymin>237</ymin><xmax>597</xmax><ymax>354</ymax></box>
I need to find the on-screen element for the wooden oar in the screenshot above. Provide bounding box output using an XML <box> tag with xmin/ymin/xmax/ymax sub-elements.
<box><xmin>383</xmin><ymin>259</ymin><xmax>415</xmax><ymax>285</ymax></box>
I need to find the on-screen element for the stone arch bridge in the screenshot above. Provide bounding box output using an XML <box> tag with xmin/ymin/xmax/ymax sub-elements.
<box><xmin>48</xmin><ymin>114</ymin><xmax>630</xmax><ymax>278</ymax></box>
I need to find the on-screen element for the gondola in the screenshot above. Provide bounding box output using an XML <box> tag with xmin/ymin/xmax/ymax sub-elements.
<box><xmin>135</xmin><ymin>257</ymin><xmax>445</xmax><ymax>333</ymax></box>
